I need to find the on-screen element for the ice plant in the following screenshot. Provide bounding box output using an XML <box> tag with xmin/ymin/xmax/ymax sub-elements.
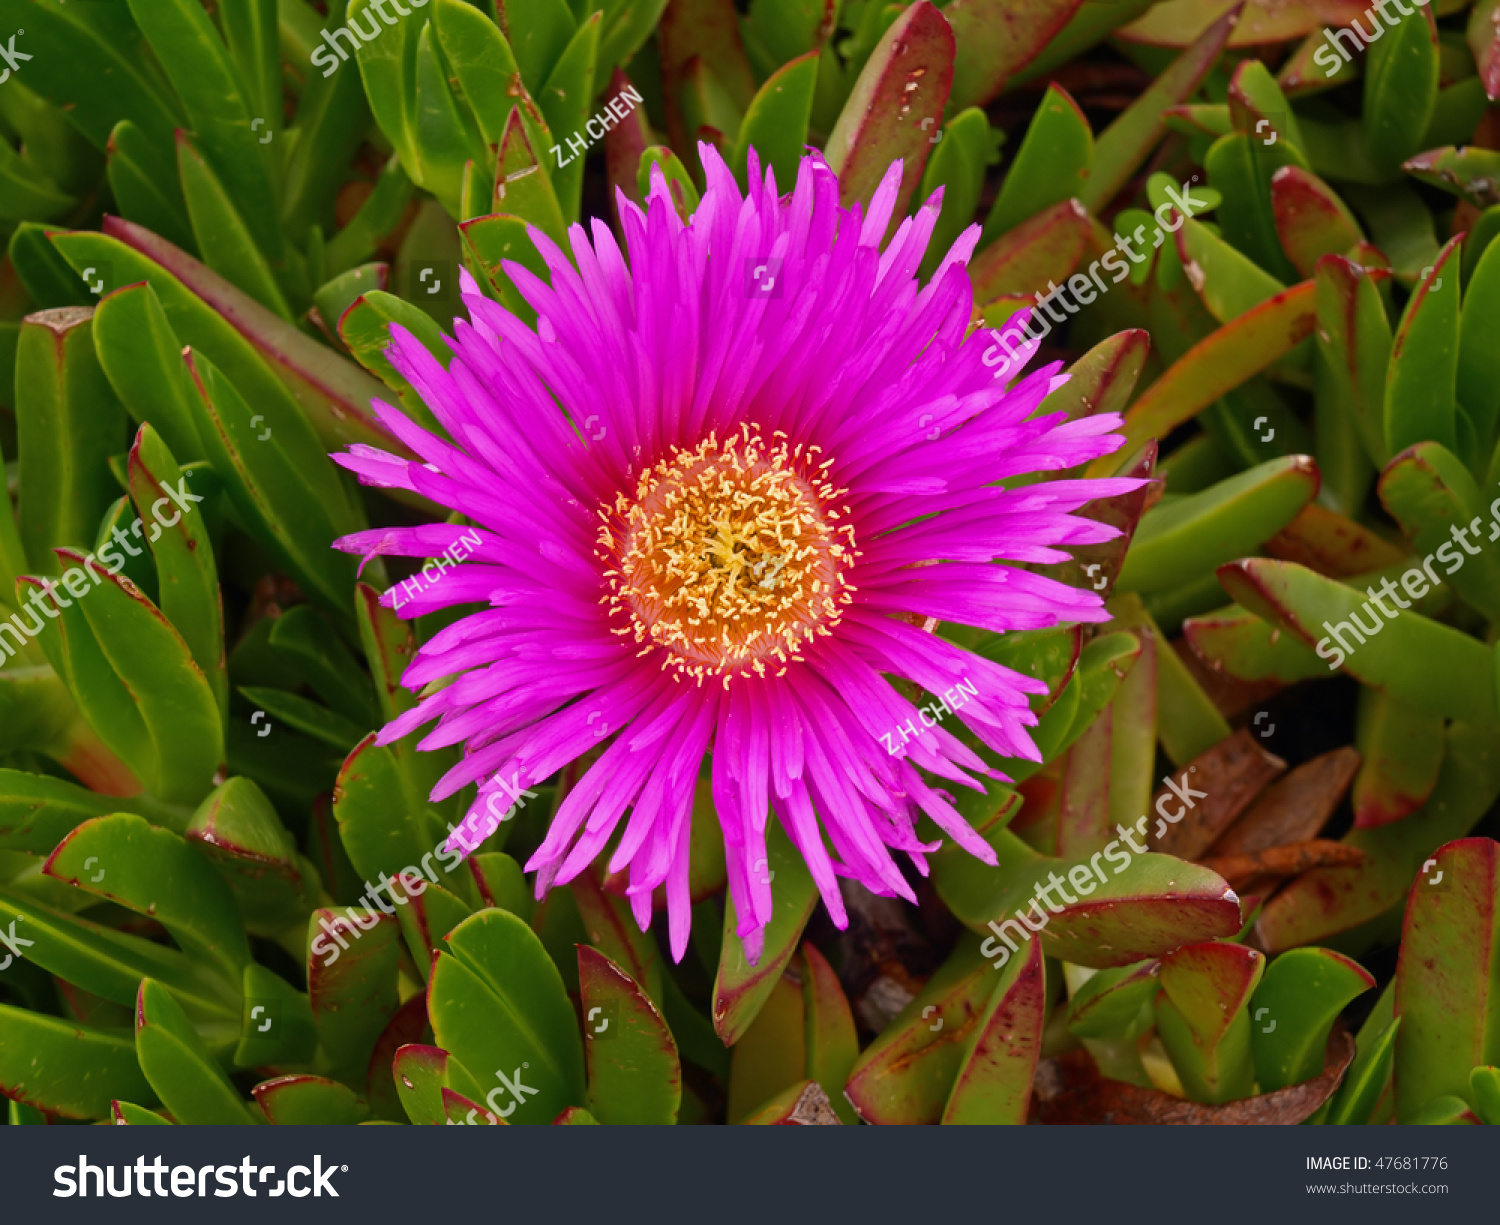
<box><xmin>332</xmin><ymin>145</ymin><xmax>1141</xmax><ymax>962</ymax></box>
<box><xmin>4</xmin><ymin>0</ymin><xmax>1498</xmax><ymax>1131</ymax></box>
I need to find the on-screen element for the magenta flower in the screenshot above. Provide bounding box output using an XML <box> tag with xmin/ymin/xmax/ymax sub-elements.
<box><xmin>333</xmin><ymin>145</ymin><xmax>1141</xmax><ymax>963</ymax></box>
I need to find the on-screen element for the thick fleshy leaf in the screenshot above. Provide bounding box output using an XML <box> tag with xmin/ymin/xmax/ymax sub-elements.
<box><xmin>579</xmin><ymin>945</ymin><xmax>681</xmax><ymax>1124</ymax></box>
<box><xmin>571</xmin><ymin>868</ymin><xmax>663</xmax><ymax>1007</ymax></box>
<box><xmin>21</xmin><ymin>543</ymin><xmax>222</xmax><ymax>804</ymax></box>
<box><xmin>186</xmin><ymin>776</ymin><xmax>313</xmax><ymax>938</ymax></box>
<box><xmin>945</xmin><ymin>0</ymin><xmax>1081</xmax><ymax>112</ymax></box>
<box><xmin>235</xmin><ymin>961</ymin><xmax>317</xmax><ymax>1070</ymax></box>
<box><xmin>1352</xmin><ymin>688</ymin><xmax>1443</xmax><ymax>830</ymax></box>
<box><xmin>713</xmin><ymin>819</ymin><xmax>818</xmax><ymax>1044</ymax></box>
<box><xmin>491</xmin><ymin>111</ymin><xmax>568</xmax><ymax>251</ymax></box>
<box><xmin>0</xmin><ymin>1003</ymin><xmax>152</xmax><ymax>1121</ymax></box>
<box><xmin>1117</xmin><ymin>456</ymin><xmax>1318</xmax><ymax>594</ymax></box>
<box><xmin>1314</xmin><ymin>253</ymin><xmax>1392</xmax><ymax>469</ymax></box>
<box><xmin>124</xmin><ymin>0</ymin><xmax>288</xmax><ymax>280</ymax></box>
<box><xmin>253</xmin><ymin>1075</ymin><xmax>371</xmax><ymax>1125</ymax></box>
<box><xmin>308</xmin><ymin>907</ymin><xmax>401</xmax><ymax>1088</ymax></box>
<box><xmin>1379</xmin><ymin>442</ymin><xmax>1500</xmax><ymax>620</ymax></box>
<box><xmin>940</xmin><ymin>825</ymin><xmax>1242</xmax><ymax>967</ymax></box>
<box><xmin>333</xmin><ymin>734</ymin><xmax>462</xmax><ymax>897</ymax></box>
<box><xmin>183</xmin><ymin>350</ymin><xmax>360</xmax><ymax>618</ymax></box>
<box><xmin>1181</xmin><ymin>604</ymin><xmax>1327</xmax><ymax>683</ymax></box>
<box><xmin>1456</xmin><ymin>227</ymin><xmax>1500</xmax><ymax>458</ymax></box>
<box><xmin>941</xmin><ymin>937</ymin><xmax>1046</xmax><ymax>1123</ymax></box>
<box><xmin>843</xmin><ymin>935</ymin><xmax>992</xmax><ymax>1124</ymax></box>
<box><xmin>92</xmin><ymin>282</ymin><xmax>205</xmax><ymax>466</ymax></box>
<box><xmin>983</xmin><ymin>85</ymin><xmax>1091</xmax><ymax>242</ymax></box>
<box><xmin>14</xmin><ymin>308</ymin><xmax>129</xmax><ymax>572</ymax></box>
<box><xmin>971</xmin><ymin>198</ymin><xmax>1090</xmax><ymax>306</ymax></box>
<box><xmin>1217</xmin><ymin>558</ymin><xmax>1494</xmax><ymax>721</ymax></box>
<box><xmin>798</xmin><ymin>942</ymin><xmax>858</xmax><ymax>1126</ymax></box>
<box><xmin>1175</xmin><ymin>213</ymin><xmax>1287</xmax><ymax>327</ymax></box>
<box><xmin>427</xmin><ymin>909</ymin><xmax>586</xmax><ymax>1123</ymax></box>
<box><xmin>1250</xmin><ymin>947</ymin><xmax>1373</xmax><ymax>1092</ymax></box>
<box><xmin>728</xmin><ymin>970</ymin><xmax>804</xmax><ymax>1122</ymax></box>
<box><xmin>1392</xmin><ymin>837</ymin><xmax>1500</xmax><ymax>1120</ymax></box>
<box><xmin>1264</xmin><ymin>502</ymin><xmax>1408</xmax><ymax>578</ymax></box>
<box><xmin>1109</xmin><ymin>594</ymin><xmax>1231</xmax><ymax>765</ymax></box>
<box><xmin>1362</xmin><ymin>0</ymin><xmax>1439</xmax><ymax>172</ymax></box>
<box><xmin>128</xmin><ymin>425</ymin><xmax>225</xmax><ymax>718</ymax></box>
<box><xmin>0</xmin><ymin>883</ymin><xmax>237</xmax><ymax>1023</ymax></box>
<box><xmin>731</xmin><ymin>53</ymin><xmax>819</xmax><ymax>194</ymax></box>
<box><xmin>112</xmin><ymin>1101</ymin><xmax>173</xmax><ymax>1125</ymax></box>
<box><xmin>1082</xmin><ymin>4</ymin><xmax>1240</xmax><ymax>211</ymax></box>
<box><xmin>536</xmin><ymin>12</ymin><xmax>600</xmax><ymax>222</ymax></box>
<box><xmin>1102</xmin><ymin>282</ymin><xmax>1317</xmax><ymax>470</ymax></box>
<box><xmin>1119</xmin><ymin>0</ymin><xmax>1363</xmax><ymax>47</ymax></box>
<box><xmin>658</xmin><ymin>0</ymin><xmax>756</xmax><ymax>152</ymax></box>
<box><xmin>134</xmin><ymin>978</ymin><xmax>258</xmax><ymax>1124</ymax></box>
<box><xmin>55</xmin><ymin>223</ymin><xmax>399</xmax><ymax>456</ymax></box>
<box><xmin>175</xmin><ymin>131</ymin><xmax>291</xmax><ymax>320</ymax></box>
<box><xmin>1385</xmin><ymin>238</ymin><xmax>1461</xmax><ymax>456</ymax></box>
<box><xmin>45</xmin><ymin>814</ymin><xmax>248</xmax><ymax>982</ymax></box>
<box><xmin>392</xmin><ymin>1043</ymin><xmax>451</xmax><ymax>1126</ymax></box>
<box><xmin>1064</xmin><ymin>959</ymin><xmax>1160</xmax><ymax>1040</ymax></box>
<box><xmin>391</xmin><ymin>873</ymin><xmax>472</xmax><ymax>980</ymax></box>
<box><xmin>1154</xmin><ymin>941</ymin><xmax>1263</xmax><ymax>1103</ymax></box>
<box><xmin>0</xmin><ymin>1</ymin><xmax>182</xmax><ymax>169</ymax></box>
<box><xmin>0</xmin><ymin>768</ymin><xmax>182</xmax><ymax>853</ymax></box>
<box><xmin>1324</xmin><ymin>982</ymin><xmax>1399</xmax><ymax>1125</ymax></box>
<box><xmin>1271</xmin><ymin>166</ymin><xmax>1363</xmax><ymax>278</ymax></box>
<box><xmin>824</xmin><ymin>1</ymin><xmax>952</xmax><ymax>220</ymax></box>
<box><xmin>916</xmin><ymin>107</ymin><xmax>994</xmax><ymax>282</ymax></box>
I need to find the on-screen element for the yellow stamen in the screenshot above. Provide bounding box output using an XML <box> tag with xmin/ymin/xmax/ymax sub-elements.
<box><xmin>596</xmin><ymin>424</ymin><xmax>858</xmax><ymax>685</ymax></box>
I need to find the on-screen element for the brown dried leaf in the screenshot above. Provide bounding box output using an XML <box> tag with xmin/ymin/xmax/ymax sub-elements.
<box><xmin>1199</xmin><ymin>840</ymin><xmax>1366</xmax><ymax>891</ymax></box>
<box><xmin>1147</xmin><ymin>727</ymin><xmax>1285</xmax><ymax>860</ymax></box>
<box><xmin>1209</xmin><ymin>747</ymin><xmax>1360</xmax><ymax>857</ymax></box>
<box><xmin>1033</xmin><ymin>1029</ymin><xmax>1355</xmax><ymax>1123</ymax></box>
<box><xmin>742</xmin><ymin>1079</ymin><xmax>843</xmax><ymax>1125</ymax></box>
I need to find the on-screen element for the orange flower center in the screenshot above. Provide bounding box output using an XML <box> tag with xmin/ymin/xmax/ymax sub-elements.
<box><xmin>598</xmin><ymin>426</ymin><xmax>858</xmax><ymax>685</ymax></box>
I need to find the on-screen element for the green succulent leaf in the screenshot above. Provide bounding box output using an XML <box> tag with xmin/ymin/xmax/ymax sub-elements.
<box><xmin>1250</xmin><ymin>947</ymin><xmax>1374</xmax><ymax>1092</ymax></box>
<box><xmin>428</xmin><ymin>908</ymin><xmax>587</xmax><ymax>1124</ymax></box>
<box><xmin>0</xmin><ymin>1002</ymin><xmax>153</xmax><ymax>1120</ymax></box>
<box><xmin>579</xmin><ymin>945</ymin><xmax>681</xmax><ymax>1124</ymax></box>
<box><xmin>713</xmin><ymin>818</ymin><xmax>818</xmax><ymax>1045</ymax></box>
<box><xmin>135</xmin><ymin>977</ymin><xmax>259</xmax><ymax>1124</ymax></box>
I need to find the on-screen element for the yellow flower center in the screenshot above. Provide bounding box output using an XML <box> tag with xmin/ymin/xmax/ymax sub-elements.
<box><xmin>598</xmin><ymin>426</ymin><xmax>858</xmax><ymax>685</ymax></box>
